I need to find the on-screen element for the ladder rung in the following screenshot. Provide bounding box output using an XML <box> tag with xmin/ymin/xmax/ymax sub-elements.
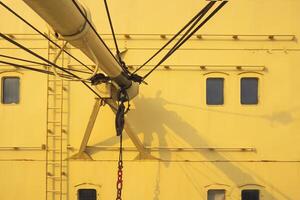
<box><xmin>48</xmin><ymin>86</ymin><xmax>64</xmax><ymax>89</ymax></box>
<box><xmin>47</xmin><ymin>161</ymin><xmax>67</xmax><ymax>164</ymax></box>
<box><xmin>48</xmin><ymin>98</ymin><xmax>68</xmax><ymax>100</ymax></box>
<box><xmin>47</xmin><ymin>164</ymin><xmax>67</xmax><ymax>167</ymax></box>
<box><xmin>55</xmin><ymin>124</ymin><xmax>68</xmax><ymax>127</ymax></box>
<box><xmin>47</xmin><ymin>163</ymin><xmax>67</xmax><ymax>167</ymax></box>
<box><xmin>47</xmin><ymin>137</ymin><xmax>68</xmax><ymax>141</ymax></box>
<box><xmin>47</xmin><ymin>150</ymin><xmax>68</xmax><ymax>154</ymax></box>
<box><xmin>46</xmin><ymin>190</ymin><xmax>66</xmax><ymax>194</ymax></box>
<box><xmin>48</xmin><ymin>93</ymin><xmax>63</xmax><ymax>96</ymax></box>
<box><xmin>47</xmin><ymin>148</ymin><xmax>62</xmax><ymax>151</ymax></box>
<box><xmin>47</xmin><ymin>134</ymin><xmax>66</xmax><ymax>137</ymax></box>
<box><xmin>48</xmin><ymin>93</ymin><xmax>63</xmax><ymax>95</ymax></box>
<box><xmin>53</xmin><ymin>138</ymin><xmax>67</xmax><ymax>141</ymax></box>
<box><xmin>48</xmin><ymin>78</ymin><xmax>61</xmax><ymax>80</ymax></box>
<box><xmin>48</xmin><ymin>90</ymin><xmax>63</xmax><ymax>95</ymax></box>
<box><xmin>47</xmin><ymin>176</ymin><xmax>67</xmax><ymax>180</ymax></box>
<box><xmin>47</xmin><ymin>190</ymin><xmax>60</xmax><ymax>193</ymax></box>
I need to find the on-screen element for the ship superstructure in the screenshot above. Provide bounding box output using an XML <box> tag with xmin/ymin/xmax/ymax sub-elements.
<box><xmin>0</xmin><ymin>0</ymin><xmax>300</xmax><ymax>200</ymax></box>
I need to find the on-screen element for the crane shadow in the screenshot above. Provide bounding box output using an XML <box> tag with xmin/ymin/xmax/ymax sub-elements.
<box><xmin>89</xmin><ymin>91</ymin><xmax>293</xmax><ymax>199</ymax></box>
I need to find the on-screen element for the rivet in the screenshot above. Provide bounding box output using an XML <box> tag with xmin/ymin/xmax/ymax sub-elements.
<box><xmin>232</xmin><ymin>35</ymin><xmax>239</xmax><ymax>40</ymax></box>
<box><xmin>164</xmin><ymin>65</ymin><xmax>171</xmax><ymax>70</ymax></box>
<box><xmin>196</xmin><ymin>35</ymin><xmax>202</xmax><ymax>39</ymax></box>
<box><xmin>200</xmin><ymin>66</ymin><xmax>206</xmax><ymax>70</ymax></box>
<box><xmin>268</xmin><ymin>35</ymin><xmax>274</xmax><ymax>40</ymax></box>
<box><xmin>124</xmin><ymin>34</ymin><xmax>131</xmax><ymax>39</ymax></box>
<box><xmin>160</xmin><ymin>34</ymin><xmax>167</xmax><ymax>39</ymax></box>
<box><xmin>236</xmin><ymin>66</ymin><xmax>242</xmax><ymax>70</ymax></box>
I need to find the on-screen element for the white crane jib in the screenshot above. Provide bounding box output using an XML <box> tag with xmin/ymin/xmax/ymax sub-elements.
<box><xmin>23</xmin><ymin>0</ymin><xmax>139</xmax><ymax>100</ymax></box>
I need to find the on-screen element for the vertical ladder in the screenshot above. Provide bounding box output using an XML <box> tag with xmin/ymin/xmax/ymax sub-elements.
<box><xmin>46</xmin><ymin>37</ymin><xmax>70</xmax><ymax>200</ymax></box>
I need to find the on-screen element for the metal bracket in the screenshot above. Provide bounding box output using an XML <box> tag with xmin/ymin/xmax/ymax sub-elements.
<box><xmin>70</xmin><ymin>98</ymin><xmax>104</xmax><ymax>160</ymax></box>
<box><xmin>106</xmin><ymin>99</ymin><xmax>156</xmax><ymax>159</ymax></box>
<box><xmin>71</xmin><ymin>98</ymin><xmax>155</xmax><ymax>160</ymax></box>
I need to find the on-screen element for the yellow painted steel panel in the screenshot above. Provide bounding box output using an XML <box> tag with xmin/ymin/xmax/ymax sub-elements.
<box><xmin>0</xmin><ymin>0</ymin><xmax>300</xmax><ymax>199</ymax></box>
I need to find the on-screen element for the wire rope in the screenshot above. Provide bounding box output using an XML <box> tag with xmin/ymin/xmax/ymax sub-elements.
<box><xmin>0</xmin><ymin>54</ymin><xmax>92</xmax><ymax>75</ymax></box>
<box><xmin>142</xmin><ymin>1</ymin><xmax>228</xmax><ymax>81</ymax></box>
<box><xmin>132</xmin><ymin>1</ymin><xmax>216</xmax><ymax>74</ymax></box>
<box><xmin>0</xmin><ymin>1</ymin><xmax>94</xmax><ymax>72</ymax></box>
<box><xmin>71</xmin><ymin>0</ymin><xmax>127</xmax><ymax>72</ymax></box>
<box><xmin>0</xmin><ymin>32</ymin><xmax>104</xmax><ymax>99</ymax></box>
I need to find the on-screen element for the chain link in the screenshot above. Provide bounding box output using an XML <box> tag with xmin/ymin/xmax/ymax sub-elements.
<box><xmin>116</xmin><ymin>134</ymin><xmax>123</xmax><ymax>200</ymax></box>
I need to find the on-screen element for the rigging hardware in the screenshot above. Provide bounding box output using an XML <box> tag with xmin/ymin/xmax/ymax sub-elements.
<box><xmin>0</xmin><ymin>32</ymin><xmax>104</xmax><ymax>100</ymax></box>
<box><xmin>115</xmin><ymin>88</ymin><xmax>130</xmax><ymax>136</ymax></box>
<box><xmin>0</xmin><ymin>1</ymin><xmax>228</xmax><ymax>198</ymax></box>
<box><xmin>90</xmin><ymin>73</ymin><xmax>110</xmax><ymax>85</ymax></box>
<box><xmin>114</xmin><ymin>89</ymin><xmax>129</xmax><ymax>200</ymax></box>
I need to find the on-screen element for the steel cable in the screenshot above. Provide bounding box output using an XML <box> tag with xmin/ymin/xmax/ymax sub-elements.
<box><xmin>0</xmin><ymin>1</ymin><xmax>94</xmax><ymax>72</ymax></box>
<box><xmin>132</xmin><ymin>1</ymin><xmax>216</xmax><ymax>74</ymax></box>
<box><xmin>0</xmin><ymin>60</ymin><xmax>74</xmax><ymax>79</ymax></box>
<box><xmin>104</xmin><ymin>0</ymin><xmax>121</xmax><ymax>62</ymax></box>
<box><xmin>142</xmin><ymin>1</ymin><xmax>228</xmax><ymax>81</ymax></box>
<box><xmin>0</xmin><ymin>32</ymin><xmax>104</xmax><ymax>99</ymax></box>
<box><xmin>0</xmin><ymin>54</ymin><xmax>93</xmax><ymax>75</ymax></box>
<box><xmin>71</xmin><ymin>0</ymin><xmax>127</xmax><ymax>72</ymax></box>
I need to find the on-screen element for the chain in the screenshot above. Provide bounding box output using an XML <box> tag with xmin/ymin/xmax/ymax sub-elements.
<box><xmin>116</xmin><ymin>133</ymin><xmax>123</xmax><ymax>200</ymax></box>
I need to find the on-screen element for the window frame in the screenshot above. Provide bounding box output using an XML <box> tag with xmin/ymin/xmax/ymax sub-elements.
<box><xmin>240</xmin><ymin>77</ymin><xmax>259</xmax><ymax>105</ymax></box>
<box><xmin>204</xmin><ymin>183</ymin><xmax>231</xmax><ymax>200</ymax></box>
<box><xmin>238</xmin><ymin>72</ymin><xmax>263</xmax><ymax>106</ymax></box>
<box><xmin>77</xmin><ymin>188</ymin><xmax>97</xmax><ymax>200</ymax></box>
<box><xmin>241</xmin><ymin>189</ymin><xmax>260</xmax><ymax>200</ymax></box>
<box><xmin>1</xmin><ymin>76</ymin><xmax>21</xmax><ymax>105</ymax></box>
<box><xmin>207</xmin><ymin>189</ymin><xmax>226</xmax><ymax>200</ymax></box>
<box><xmin>206</xmin><ymin>77</ymin><xmax>225</xmax><ymax>106</ymax></box>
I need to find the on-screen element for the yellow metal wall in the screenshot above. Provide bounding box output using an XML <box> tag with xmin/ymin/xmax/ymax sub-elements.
<box><xmin>0</xmin><ymin>0</ymin><xmax>300</xmax><ymax>199</ymax></box>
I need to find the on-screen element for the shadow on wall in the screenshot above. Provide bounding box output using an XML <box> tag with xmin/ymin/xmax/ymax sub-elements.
<box><xmin>90</xmin><ymin>91</ymin><xmax>292</xmax><ymax>200</ymax></box>
<box><xmin>166</xmin><ymin>100</ymin><xmax>299</xmax><ymax>126</ymax></box>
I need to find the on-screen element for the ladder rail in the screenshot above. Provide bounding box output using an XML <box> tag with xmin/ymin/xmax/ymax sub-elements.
<box><xmin>46</xmin><ymin>34</ymin><xmax>70</xmax><ymax>200</ymax></box>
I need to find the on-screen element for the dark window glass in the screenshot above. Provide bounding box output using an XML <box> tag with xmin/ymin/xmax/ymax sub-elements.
<box><xmin>242</xmin><ymin>189</ymin><xmax>259</xmax><ymax>200</ymax></box>
<box><xmin>206</xmin><ymin>78</ymin><xmax>224</xmax><ymax>105</ymax></box>
<box><xmin>207</xmin><ymin>189</ymin><xmax>225</xmax><ymax>200</ymax></box>
<box><xmin>78</xmin><ymin>189</ymin><xmax>97</xmax><ymax>200</ymax></box>
<box><xmin>2</xmin><ymin>77</ymin><xmax>20</xmax><ymax>104</ymax></box>
<box><xmin>241</xmin><ymin>78</ymin><xmax>258</xmax><ymax>105</ymax></box>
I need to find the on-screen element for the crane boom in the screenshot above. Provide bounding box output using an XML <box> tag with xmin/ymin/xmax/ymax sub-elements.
<box><xmin>22</xmin><ymin>0</ymin><xmax>138</xmax><ymax>99</ymax></box>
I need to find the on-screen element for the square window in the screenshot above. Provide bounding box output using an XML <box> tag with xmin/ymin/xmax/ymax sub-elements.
<box><xmin>2</xmin><ymin>77</ymin><xmax>20</xmax><ymax>104</ymax></box>
<box><xmin>242</xmin><ymin>189</ymin><xmax>259</xmax><ymax>200</ymax></box>
<box><xmin>241</xmin><ymin>78</ymin><xmax>258</xmax><ymax>105</ymax></box>
<box><xmin>208</xmin><ymin>189</ymin><xmax>226</xmax><ymax>200</ymax></box>
<box><xmin>206</xmin><ymin>78</ymin><xmax>224</xmax><ymax>105</ymax></box>
<box><xmin>78</xmin><ymin>189</ymin><xmax>97</xmax><ymax>200</ymax></box>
